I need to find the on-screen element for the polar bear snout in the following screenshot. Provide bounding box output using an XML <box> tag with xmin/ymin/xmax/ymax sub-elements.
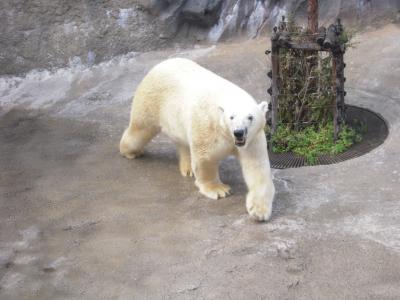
<box><xmin>233</xmin><ymin>129</ymin><xmax>245</xmax><ymax>138</ymax></box>
<box><xmin>233</xmin><ymin>128</ymin><xmax>247</xmax><ymax>147</ymax></box>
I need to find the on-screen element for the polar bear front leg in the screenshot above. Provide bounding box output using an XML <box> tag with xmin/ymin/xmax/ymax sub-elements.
<box><xmin>191</xmin><ymin>156</ymin><xmax>231</xmax><ymax>200</ymax></box>
<box><xmin>238</xmin><ymin>132</ymin><xmax>275</xmax><ymax>221</ymax></box>
<box><xmin>178</xmin><ymin>145</ymin><xmax>193</xmax><ymax>177</ymax></box>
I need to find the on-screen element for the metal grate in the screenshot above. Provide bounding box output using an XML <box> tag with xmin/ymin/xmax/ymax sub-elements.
<box><xmin>268</xmin><ymin>105</ymin><xmax>389</xmax><ymax>169</ymax></box>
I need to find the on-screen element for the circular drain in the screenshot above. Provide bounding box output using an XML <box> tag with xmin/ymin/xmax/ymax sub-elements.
<box><xmin>268</xmin><ymin>105</ymin><xmax>389</xmax><ymax>169</ymax></box>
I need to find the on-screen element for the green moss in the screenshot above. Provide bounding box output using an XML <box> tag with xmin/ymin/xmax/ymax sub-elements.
<box><xmin>270</xmin><ymin>123</ymin><xmax>362</xmax><ymax>165</ymax></box>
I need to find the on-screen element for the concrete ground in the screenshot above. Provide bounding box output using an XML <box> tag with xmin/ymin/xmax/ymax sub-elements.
<box><xmin>1</xmin><ymin>24</ymin><xmax>400</xmax><ymax>300</ymax></box>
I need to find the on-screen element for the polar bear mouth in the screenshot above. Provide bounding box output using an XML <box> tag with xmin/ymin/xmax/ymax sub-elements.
<box><xmin>235</xmin><ymin>137</ymin><xmax>246</xmax><ymax>147</ymax></box>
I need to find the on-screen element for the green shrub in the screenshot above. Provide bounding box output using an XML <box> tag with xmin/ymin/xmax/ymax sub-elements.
<box><xmin>269</xmin><ymin>16</ymin><xmax>360</xmax><ymax>165</ymax></box>
<box><xmin>270</xmin><ymin>123</ymin><xmax>362</xmax><ymax>165</ymax></box>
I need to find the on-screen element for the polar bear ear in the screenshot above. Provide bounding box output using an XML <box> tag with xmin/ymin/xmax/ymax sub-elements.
<box><xmin>259</xmin><ymin>101</ymin><xmax>269</xmax><ymax>115</ymax></box>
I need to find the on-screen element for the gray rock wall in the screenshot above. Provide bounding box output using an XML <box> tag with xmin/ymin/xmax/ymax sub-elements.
<box><xmin>0</xmin><ymin>0</ymin><xmax>168</xmax><ymax>75</ymax></box>
<box><xmin>1</xmin><ymin>0</ymin><xmax>399</xmax><ymax>75</ymax></box>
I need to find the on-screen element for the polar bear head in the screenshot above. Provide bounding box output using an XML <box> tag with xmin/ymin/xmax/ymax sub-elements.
<box><xmin>219</xmin><ymin>101</ymin><xmax>269</xmax><ymax>148</ymax></box>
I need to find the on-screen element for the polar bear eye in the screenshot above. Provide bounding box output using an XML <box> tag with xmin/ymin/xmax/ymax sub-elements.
<box><xmin>230</xmin><ymin>116</ymin><xmax>234</xmax><ymax>120</ymax></box>
<box><xmin>248</xmin><ymin>115</ymin><xmax>254</xmax><ymax>121</ymax></box>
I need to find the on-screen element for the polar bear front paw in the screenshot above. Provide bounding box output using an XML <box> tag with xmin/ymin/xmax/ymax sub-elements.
<box><xmin>179</xmin><ymin>161</ymin><xmax>194</xmax><ymax>177</ymax></box>
<box><xmin>246</xmin><ymin>197</ymin><xmax>272</xmax><ymax>222</ymax></box>
<box><xmin>197</xmin><ymin>182</ymin><xmax>231</xmax><ymax>200</ymax></box>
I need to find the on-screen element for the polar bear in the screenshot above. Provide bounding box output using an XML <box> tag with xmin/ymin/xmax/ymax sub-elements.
<box><xmin>120</xmin><ymin>58</ymin><xmax>275</xmax><ymax>221</ymax></box>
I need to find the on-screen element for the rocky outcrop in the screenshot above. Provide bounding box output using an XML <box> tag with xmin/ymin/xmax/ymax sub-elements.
<box><xmin>1</xmin><ymin>0</ymin><xmax>399</xmax><ymax>75</ymax></box>
<box><xmin>0</xmin><ymin>0</ymin><xmax>170</xmax><ymax>75</ymax></box>
<box><xmin>181</xmin><ymin>0</ymin><xmax>223</xmax><ymax>26</ymax></box>
<box><xmin>199</xmin><ymin>0</ymin><xmax>400</xmax><ymax>41</ymax></box>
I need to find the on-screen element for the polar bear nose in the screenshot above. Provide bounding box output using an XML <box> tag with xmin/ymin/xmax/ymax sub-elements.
<box><xmin>234</xmin><ymin>129</ymin><xmax>245</xmax><ymax>138</ymax></box>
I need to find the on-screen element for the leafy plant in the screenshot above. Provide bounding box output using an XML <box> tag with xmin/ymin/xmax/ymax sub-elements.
<box><xmin>277</xmin><ymin>47</ymin><xmax>334</xmax><ymax>129</ymax></box>
<box><xmin>270</xmin><ymin>123</ymin><xmax>362</xmax><ymax>165</ymax></box>
<box><xmin>269</xmin><ymin>17</ymin><xmax>361</xmax><ymax>164</ymax></box>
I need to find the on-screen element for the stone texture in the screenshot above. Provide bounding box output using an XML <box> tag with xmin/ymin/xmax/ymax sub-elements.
<box><xmin>0</xmin><ymin>0</ymin><xmax>167</xmax><ymax>75</ymax></box>
<box><xmin>181</xmin><ymin>0</ymin><xmax>223</xmax><ymax>26</ymax></box>
<box><xmin>0</xmin><ymin>0</ymin><xmax>399</xmax><ymax>75</ymax></box>
<box><xmin>1</xmin><ymin>24</ymin><xmax>400</xmax><ymax>299</ymax></box>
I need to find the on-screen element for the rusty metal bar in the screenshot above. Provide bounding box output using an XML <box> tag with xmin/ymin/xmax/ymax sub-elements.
<box><xmin>276</xmin><ymin>40</ymin><xmax>325</xmax><ymax>51</ymax></box>
<box><xmin>331</xmin><ymin>19</ymin><xmax>346</xmax><ymax>140</ymax></box>
<box><xmin>332</xmin><ymin>51</ymin><xmax>345</xmax><ymax>140</ymax></box>
<box><xmin>270</xmin><ymin>28</ymin><xmax>280</xmax><ymax>134</ymax></box>
<box><xmin>332</xmin><ymin>54</ymin><xmax>339</xmax><ymax>140</ymax></box>
<box><xmin>308</xmin><ymin>0</ymin><xmax>319</xmax><ymax>34</ymax></box>
<box><xmin>306</xmin><ymin>0</ymin><xmax>319</xmax><ymax>116</ymax></box>
<box><xmin>337</xmin><ymin>52</ymin><xmax>346</xmax><ymax>122</ymax></box>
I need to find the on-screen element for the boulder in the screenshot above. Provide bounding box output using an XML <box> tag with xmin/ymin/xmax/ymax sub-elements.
<box><xmin>181</xmin><ymin>0</ymin><xmax>223</xmax><ymax>27</ymax></box>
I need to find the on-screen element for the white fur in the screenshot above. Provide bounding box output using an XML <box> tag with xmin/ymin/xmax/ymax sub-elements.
<box><xmin>120</xmin><ymin>58</ymin><xmax>275</xmax><ymax>221</ymax></box>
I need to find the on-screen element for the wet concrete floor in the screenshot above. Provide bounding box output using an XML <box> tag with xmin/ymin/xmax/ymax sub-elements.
<box><xmin>1</xmin><ymin>24</ymin><xmax>400</xmax><ymax>299</ymax></box>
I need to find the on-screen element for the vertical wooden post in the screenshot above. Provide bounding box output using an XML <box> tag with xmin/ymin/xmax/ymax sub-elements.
<box><xmin>306</xmin><ymin>0</ymin><xmax>319</xmax><ymax>126</ymax></box>
<box><xmin>332</xmin><ymin>52</ymin><xmax>345</xmax><ymax>140</ymax></box>
<box><xmin>308</xmin><ymin>0</ymin><xmax>319</xmax><ymax>34</ymax></box>
<box><xmin>332</xmin><ymin>55</ymin><xmax>339</xmax><ymax>140</ymax></box>
<box><xmin>332</xmin><ymin>19</ymin><xmax>345</xmax><ymax>140</ymax></box>
<box><xmin>271</xmin><ymin>30</ymin><xmax>280</xmax><ymax>134</ymax></box>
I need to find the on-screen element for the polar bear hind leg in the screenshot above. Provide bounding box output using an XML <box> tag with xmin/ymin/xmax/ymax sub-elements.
<box><xmin>192</xmin><ymin>156</ymin><xmax>231</xmax><ymax>200</ymax></box>
<box><xmin>120</xmin><ymin>123</ymin><xmax>160</xmax><ymax>159</ymax></box>
<box><xmin>177</xmin><ymin>145</ymin><xmax>193</xmax><ymax>177</ymax></box>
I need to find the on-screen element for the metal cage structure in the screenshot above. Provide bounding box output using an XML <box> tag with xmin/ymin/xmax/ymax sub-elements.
<box><xmin>266</xmin><ymin>10</ymin><xmax>347</xmax><ymax>142</ymax></box>
<box><xmin>264</xmin><ymin>0</ymin><xmax>389</xmax><ymax>169</ymax></box>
